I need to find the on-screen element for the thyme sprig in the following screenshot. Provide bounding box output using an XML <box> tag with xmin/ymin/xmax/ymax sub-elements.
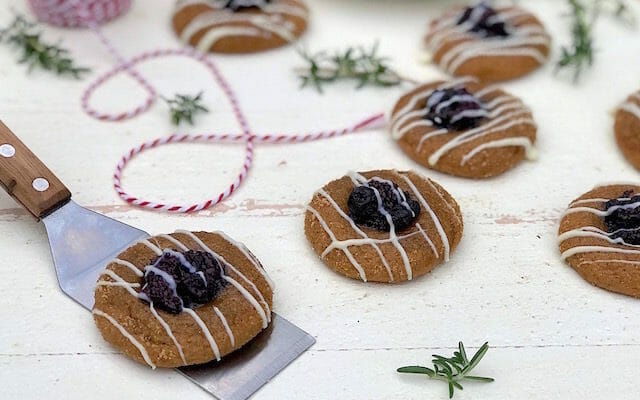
<box><xmin>0</xmin><ymin>14</ymin><xmax>90</xmax><ymax>78</ymax></box>
<box><xmin>557</xmin><ymin>0</ymin><xmax>635</xmax><ymax>82</ymax></box>
<box><xmin>296</xmin><ymin>43</ymin><xmax>403</xmax><ymax>93</ymax></box>
<box><xmin>397</xmin><ymin>342</ymin><xmax>494</xmax><ymax>399</ymax></box>
<box><xmin>162</xmin><ymin>92</ymin><xmax>209</xmax><ymax>126</ymax></box>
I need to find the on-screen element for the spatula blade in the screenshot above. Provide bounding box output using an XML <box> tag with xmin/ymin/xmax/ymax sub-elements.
<box><xmin>179</xmin><ymin>313</ymin><xmax>316</xmax><ymax>400</ymax></box>
<box><xmin>42</xmin><ymin>200</ymin><xmax>149</xmax><ymax>310</ymax></box>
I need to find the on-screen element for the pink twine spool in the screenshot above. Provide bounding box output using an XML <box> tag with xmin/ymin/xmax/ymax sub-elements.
<box><xmin>28</xmin><ymin>0</ymin><xmax>132</xmax><ymax>28</ymax></box>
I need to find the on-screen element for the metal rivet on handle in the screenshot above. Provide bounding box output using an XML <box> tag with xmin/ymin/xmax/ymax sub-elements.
<box><xmin>32</xmin><ymin>178</ymin><xmax>50</xmax><ymax>192</ymax></box>
<box><xmin>0</xmin><ymin>144</ymin><xmax>15</xmax><ymax>158</ymax></box>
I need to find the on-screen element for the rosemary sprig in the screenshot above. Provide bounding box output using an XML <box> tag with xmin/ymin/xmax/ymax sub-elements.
<box><xmin>397</xmin><ymin>342</ymin><xmax>494</xmax><ymax>399</ymax></box>
<box><xmin>557</xmin><ymin>0</ymin><xmax>635</xmax><ymax>82</ymax></box>
<box><xmin>557</xmin><ymin>0</ymin><xmax>594</xmax><ymax>82</ymax></box>
<box><xmin>296</xmin><ymin>42</ymin><xmax>402</xmax><ymax>93</ymax></box>
<box><xmin>162</xmin><ymin>92</ymin><xmax>209</xmax><ymax>126</ymax></box>
<box><xmin>0</xmin><ymin>14</ymin><xmax>90</xmax><ymax>78</ymax></box>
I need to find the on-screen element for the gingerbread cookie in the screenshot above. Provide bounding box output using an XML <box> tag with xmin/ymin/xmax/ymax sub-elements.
<box><xmin>172</xmin><ymin>0</ymin><xmax>308</xmax><ymax>54</ymax></box>
<box><xmin>614</xmin><ymin>89</ymin><xmax>640</xmax><ymax>170</ymax></box>
<box><xmin>93</xmin><ymin>230</ymin><xmax>274</xmax><ymax>368</ymax></box>
<box><xmin>425</xmin><ymin>2</ymin><xmax>551</xmax><ymax>82</ymax></box>
<box><xmin>305</xmin><ymin>170</ymin><xmax>463</xmax><ymax>283</ymax></box>
<box><xmin>390</xmin><ymin>78</ymin><xmax>537</xmax><ymax>179</ymax></box>
<box><xmin>558</xmin><ymin>184</ymin><xmax>640</xmax><ymax>298</ymax></box>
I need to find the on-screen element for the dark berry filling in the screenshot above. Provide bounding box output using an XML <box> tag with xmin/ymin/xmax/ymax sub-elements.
<box><xmin>457</xmin><ymin>2</ymin><xmax>510</xmax><ymax>38</ymax></box>
<box><xmin>223</xmin><ymin>0</ymin><xmax>270</xmax><ymax>11</ymax></box>
<box><xmin>604</xmin><ymin>191</ymin><xmax>640</xmax><ymax>245</ymax></box>
<box><xmin>348</xmin><ymin>179</ymin><xmax>421</xmax><ymax>232</ymax></box>
<box><xmin>425</xmin><ymin>87</ymin><xmax>488</xmax><ymax>131</ymax></box>
<box><xmin>140</xmin><ymin>250</ymin><xmax>226</xmax><ymax>314</ymax></box>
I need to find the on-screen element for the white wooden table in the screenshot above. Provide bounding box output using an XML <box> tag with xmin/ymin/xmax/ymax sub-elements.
<box><xmin>2</xmin><ymin>1</ymin><xmax>640</xmax><ymax>399</ymax></box>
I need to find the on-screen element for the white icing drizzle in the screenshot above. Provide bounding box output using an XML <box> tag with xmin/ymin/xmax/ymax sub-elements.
<box><xmin>158</xmin><ymin>234</ymin><xmax>190</xmax><ymax>251</ymax></box>
<box><xmin>150</xmin><ymin>302</ymin><xmax>187</xmax><ymax>365</ymax></box>
<box><xmin>93</xmin><ymin>309</ymin><xmax>156</xmax><ymax>369</ymax></box>
<box><xmin>306</xmin><ymin>205</ymin><xmax>368</xmax><ymax>281</ymax></box>
<box><xmin>100</xmin><ymin>269</ymin><xmax>143</xmax><ymax>298</ymax></box>
<box><xmin>176</xmin><ymin>0</ymin><xmax>308</xmax><ymax>51</ymax></box>
<box><xmin>111</xmin><ymin>258</ymin><xmax>143</xmax><ymax>277</ymax></box>
<box><xmin>578</xmin><ymin>259</ymin><xmax>640</xmax><ymax>268</ymax></box>
<box><xmin>399</xmin><ymin>173</ymin><xmax>451</xmax><ymax>261</ymax></box>
<box><xmin>562</xmin><ymin>245</ymin><xmax>640</xmax><ymax>260</ymax></box>
<box><xmin>213</xmin><ymin>230</ymin><xmax>275</xmax><ymax>291</ymax></box>
<box><xmin>97</xmin><ymin>280</ymin><xmax>140</xmax><ymax>288</ymax></box>
<box><xmin>138</xmin><ymin>239</ymin><xmax>163</xmax><ymax>256</ymax></box>
<box><xmin>560</xmin><ymin>191</ymin><xmax>640</xmax><ymax>262</ymax></box>
<box><xmin>461</xmin><ymin>137</ymin><xmax>537</xmax><ymax>165</ymax></box>
<box><xmin>348</xmin><ymin>172</ymin><xmax>413</xmax><ymax>280</ymax></box>
<box><xmin>183</xmin><ymin>307</ymin><xmax>221</xmax><ymax>361</ymax></box>
<box><xmin>174</xmin><ymin>230</ymin><xmax>271</xmax><ymax>327</ymax></box>
<box><xmin>317</xmin><ymin>188</ymin><xmax>394</xmax><ymax>281</ymax></box>
<box><xmin>425</xmin><ymin>6</ymin><xmax>550</xmax><ymax>74</ymax></box>
<box><xmin>619</xmin><ymin>99</ymin><xmax>640</xmax><ymax>121</ymax></box>
<box><xmin>222</xmin><ymin>275</ymin><xmax>269</xmax><ymax>328</ymax></box>
<box><xmin>214</xmin><ymin>306</ymin><xmax>236</xmax><ymax>346</ymax></box>
<box><xmin>427</xmin><ymin>115</ymin><xmax>536</xmax><ymax>166</ymax></box>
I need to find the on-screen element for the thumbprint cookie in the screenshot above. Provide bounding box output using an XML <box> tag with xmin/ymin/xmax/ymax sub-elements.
<box><xmin>558</xmin><ymin>184</ymin><xmax>640</xmax><ymax>298</ymax></box>
<box><xmin>614</xmin><ymin>89</ymin><xmax>640</xmax><ymax>170</ymax></box>
<box><xmin>425</xmin><ymin>2</ymin><xmax>551</xmax><ymax>82</ymax></box>
<box><xmin>93</xmin><ymin>230</ymin><xmax>274</xmax><ymax>368</ymax></box>
<box><xmin>172</xmin><ymin>0</ymin><xmax>309</xmax><ymax>54</ymax></box>
<box><xmin>305</xmin><ymin>170</ymin><xmax>463</xmax><ymax>283</ymax></box>
<box><xmin>390</xmin><ymin>78</ymin><xmax>537</xmax><ymax>179</ymax></box>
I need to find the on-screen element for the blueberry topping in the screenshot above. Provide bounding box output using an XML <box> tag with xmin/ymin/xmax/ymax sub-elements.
<box><xmin>425</xmin><ymin>87</ymin><xmax>487</xmax><ymax>131</ymax></box>
<box><xmin>348</xmin><ymin>179</ymin><xmax>421</xmax><ymax>232</ymax></box>
<box><xmin>223</xmin><ymin>0</ymin><xmax>270</xmax><ymax>11</ymax></box>
<box><xmin>604</xmin><ymin>191</ymin><xmax>640</xmax><ymax>245</ymax></box>
<box><xmin>457</xmin><ymin>2</ymin><xmax>510</xmax><ymax>38</ymax></box>
<box><xmin>140</xmin><ymin>250</ymin><xmax>226</xmax><ymax>314</ymax></box>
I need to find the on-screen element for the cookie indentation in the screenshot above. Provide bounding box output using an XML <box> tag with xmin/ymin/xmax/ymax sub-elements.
<box><xmin>425</xmin><ymin>87</ymin><xmax>487</xmax><ymax>131</ymax></box>
<box><xmin>224</xmin><ymin>0</ymin><xmax>271</xmax><ymax>11</ymax></box>
<box><xmin>141</xmin><ymin>250</ymin><xmax>227</xmax><ymax>314</ymax></box>
<box><xmin>603</xmin><ymin>191</ymin><xmax>640</xmax><ymax>245</ymax></box>
<box><xmin>348</xmin><ymin>178</ymin><xmax>421</xmax><ymax>232</ymax></box>
<box><xmin>457</xmin><ymin>2</ymin><xmax>509</xmax><ymax>38</ymax></box>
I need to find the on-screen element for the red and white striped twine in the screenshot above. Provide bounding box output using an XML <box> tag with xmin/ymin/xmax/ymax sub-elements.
<box><xmin>30</xmin><ymin>0</ymin><xmax>388</xmax><ymax>213</ymax></box>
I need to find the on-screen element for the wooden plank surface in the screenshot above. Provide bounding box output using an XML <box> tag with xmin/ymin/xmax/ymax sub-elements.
<box><xmin>1</xmin><ymin>0</ymin><xmax>640</xmax><ymax>399</ymax></box>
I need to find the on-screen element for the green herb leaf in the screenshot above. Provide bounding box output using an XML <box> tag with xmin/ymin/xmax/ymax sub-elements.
<box><xmin>296</xmin><ymin>42</ymin><xmax>403</xmax><ymax>93</ymax></box>
<box><xmin>557</xmin><ymin>0</ymin><xmax>635</xmax><ymax>82</ymax></box>
<box><xmin>162</xmin><ymin>91</ymin><xmax>209</xmax><ymax>126</ymax></box>
<box><xmin>0</xmin><ymin>14</ymin><xmax>90</xmax><ymax>79</ymax></box>
<box><xmin>397</xmin><ymin>341</ymin><xmax>494</xmax><ymax>398</ymax></box>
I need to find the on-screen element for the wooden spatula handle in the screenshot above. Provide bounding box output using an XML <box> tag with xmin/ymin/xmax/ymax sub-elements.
<box><xmin>0</xmin><ymin>120</ymin><xmax>71</xmax><ymax>218</ymax></box>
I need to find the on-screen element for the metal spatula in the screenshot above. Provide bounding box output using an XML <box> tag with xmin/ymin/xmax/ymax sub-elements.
<box><xmin>0</xmin><ymin>121</ymin><xmax>315</xmax><ymax>400</ymax></box>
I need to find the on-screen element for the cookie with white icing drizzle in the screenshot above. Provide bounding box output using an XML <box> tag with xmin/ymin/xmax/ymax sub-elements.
<box><xmin>425</xmin><ymin>3</ymin><xmax>551</xmax><ymax>82</ymax></box>
<box><xmin>304</xmin><ymin>170</ymin><xmax>463</xmax><ymax>283</ymax></box>
<box><xmin>172</xmin><ymin>0</ymin><xmax>308</xmax><ymax>54</ymax></box>
<box><xmin>92</xmin><ymin>231</ymin><xmax>274</xmax><ymax>368</ymax></box>
<box><xmin>390</xmin><ymin>78</ymin><xmax>538</xmax><ymax>179</ymax></box>
<box><xmin>614</xmin><ymin>89</ymin><xmax>640</xmax><ymax>170</ymax></box>
<box><xmin>558</xmin><ymin>184</ymin><xmax>640</xmax><ymax>298</ymax></box>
